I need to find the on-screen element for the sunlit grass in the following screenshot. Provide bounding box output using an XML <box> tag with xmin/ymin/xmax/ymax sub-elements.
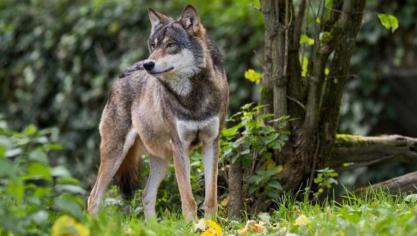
<box><xmin>78</xmin><ymin>190</ymin><xmax>417</xmax><ymax>236</ymax></box>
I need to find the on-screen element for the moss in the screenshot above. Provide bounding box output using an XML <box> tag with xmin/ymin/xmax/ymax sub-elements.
<box><xmin>335</xmin><ymin>134</ymin><xmax>371</xmax><ymax>147</ymax></box>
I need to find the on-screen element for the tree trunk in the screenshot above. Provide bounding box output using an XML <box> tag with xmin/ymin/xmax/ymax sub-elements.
<box><xmin>259</xmin><ymin>0</ymin><xmax>367</xmax><ymax>193</ymax></box>
<box><xmin>234</xmin><ymin>0</ymin><xmax>417</xmax><ymax>214</ymax></box>
<box><xmin>260</xmin><ymin>0</ymin><xmax>287</xmax><ymax>118</ymax></box>
<box><xmin>228</xmin><ymin>160</ymin><xmax>243</xmax><ymax>218</ymax></box>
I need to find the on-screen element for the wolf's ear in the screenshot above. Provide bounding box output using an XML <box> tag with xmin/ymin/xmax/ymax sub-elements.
<box><xmin>148</xmin><ymin>8</ymin><xmax>168</xmax><ymax>31</ymax></box>
<box><xmin>179</xmin><ymin>5</ymin><xmax>201</xmax><ymax>35</ymax></box>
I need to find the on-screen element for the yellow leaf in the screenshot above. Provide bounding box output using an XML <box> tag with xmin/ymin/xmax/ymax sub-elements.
<box><xmin>244</xmin><ymin>69</ymin><xmax>262</xmax><ymax>84</ymax></box>
<box><xmin>300</xmin><ymin>34</ymin><xmax>315</xmax><ymax>46</ymax></box>
<box><xmin>294</xmin><ymin>214</ymin><xmax>311</xmax><ymax>226</ymax></box>
<box><xmin>325</xmin><ymin>67</ymin><xmax>330</xmax><ymax>76</ymax></box>
<box><xmin>300</xmin><ymin>56</ymin><xmax>308</xmax><ymax>78</ymax></box>
<box><xmin>195</xmin><ymin>219</ymin><xmax>223</xmax><ymax>236</ymax></box>
<box><xmin>52</xmin><ymin>215</ymin><xmax>90</xmax><ymax>236</ymax></box>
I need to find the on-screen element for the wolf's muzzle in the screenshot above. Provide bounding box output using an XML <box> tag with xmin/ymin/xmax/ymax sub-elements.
<box><xmin>143</xmin><ymin>61</ymin><xmax>155</xmax><ymax>71</ymax></box>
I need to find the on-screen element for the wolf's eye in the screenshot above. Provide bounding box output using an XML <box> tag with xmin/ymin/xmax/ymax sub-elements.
<box><xmin>166</xmin><ymin>42</ymin><xmax>176</xmax><ymax>48</ymax></box>
<box><xmin>150</xmin><ymin>43</ymin><xmax>156</xmax><ymax>49</ymax></box>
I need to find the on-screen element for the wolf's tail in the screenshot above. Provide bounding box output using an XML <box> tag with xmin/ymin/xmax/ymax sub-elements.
<box><xmin>115</xmin><ymin>139</ymin><xmax>141</xmax><ymax>200</ymax></box>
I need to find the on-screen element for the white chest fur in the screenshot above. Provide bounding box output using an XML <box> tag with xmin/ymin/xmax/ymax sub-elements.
<box><xmin>176</xmin><ymin>116</ymin><xmax>219</xmax><ymax>144</ymax></box>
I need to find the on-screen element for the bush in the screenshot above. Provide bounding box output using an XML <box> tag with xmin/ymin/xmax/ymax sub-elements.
<box><xmin>0</xmin><ymin>122</ymin><xmax>85</xmax><ymax>235</ymax></box>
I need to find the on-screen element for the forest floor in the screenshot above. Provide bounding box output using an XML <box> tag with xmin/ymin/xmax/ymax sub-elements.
<box><xmin>54</xmin><ymin>191</ymin><xmax>417</xmax><ymax>236</ymax></box>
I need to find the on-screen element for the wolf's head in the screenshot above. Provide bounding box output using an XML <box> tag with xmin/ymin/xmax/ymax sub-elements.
<box><xmin>142</xmin><ymin>5</ymin><xmax>207</xmax><ymax>81</ymax></box>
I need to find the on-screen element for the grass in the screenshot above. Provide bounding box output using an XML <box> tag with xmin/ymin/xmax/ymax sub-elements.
<box><xmin>66</xmin><ymin>190</ymin><xmax>417</xmax><ymax>236</ymax></box>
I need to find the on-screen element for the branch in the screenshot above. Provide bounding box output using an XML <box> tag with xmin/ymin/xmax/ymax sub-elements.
<box><xmin>358</xmin><ymin>171</ymin><xmax>417</xmax><ymax>194</ymax></box>
<box><xmin>302</xmin><ymin>0</ymin><xmax>356</xmax><ymax>138</ymax></box>
<box><xmin>329</xmin><ymin>134</ymin><xmax>417</xmax><ymax>169</ymax></box>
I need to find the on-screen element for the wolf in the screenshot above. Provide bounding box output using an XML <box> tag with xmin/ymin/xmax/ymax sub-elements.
<box><xmin>87</xmin><ymin>5</ymin><xmax>229</xmax><ymax>220</ymax></box>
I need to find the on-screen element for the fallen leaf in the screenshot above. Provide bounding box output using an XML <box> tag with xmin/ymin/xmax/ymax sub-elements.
<box><xmin>195</xmin><ymin>219</ymin><xmax>223</xmax><ymax>236</ymax></box>
<box><xmin>51</xmin><ymin>215</ymin><xmax>90</xmax><ymax>236</ymax></box>
<box><xmin>238</xmin><ymin>220</ymin><xmax>266</xmax><ymax>236</ymax></box>
<box><xmin>294</xmin><ymin>214</ymin><xmax>311</xmax><ymax>226</ymax></box>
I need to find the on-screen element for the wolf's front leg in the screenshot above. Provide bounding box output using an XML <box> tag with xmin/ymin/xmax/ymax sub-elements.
<box><xmin>202</xmin><ymin>137</ymin><xmax>219</xmax><ymax>218</ymax></box>
<box><xmin>171</xmin><ymin>140</ymin><xmax>197</xmax><ymax>221</ymax></box>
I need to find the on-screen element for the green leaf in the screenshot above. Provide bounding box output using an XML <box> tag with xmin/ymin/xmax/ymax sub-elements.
<box><xmin>54</xmin><ymin>194</ymin><xmax>83</xmax><ymax>220</ymax></box>
<box><xmin>221</xmin><ymin>124</ymin><xmax>241</xmax><ymax>137</ymax></box>
<box><xmin>300</xmin><ymin>34</ymin><xmax>314</xmax><ymax>46</ymax></box>
<box><xmin>0</xmin><ymin>145</ymin><xmax>5</xmax><ymax>158</ymax></box>
<box><xmin>56</xmin><ymin>184</ymin><xmax>86</xmax><ymax>195</ymax></box>
<box><xmin>24</xmin><ymin>124</ymin><xmax>38</xmax><ymax>135</ymax></box>
<box><xmin>0</xmin><ymin>158</ymin><xmax>16</xmax><ymax>177</ymax></box>
<box><xmin>45</xmin><ymin>143</ymin><xmax>63</xmax><ymax>151</ymax></box>
<box><xmin>25</xmin><ymin>162</ymin><xmax>52</xmax><ymax>181</ymax></box>
<box><xmin>7</xmin><ymin>179</ymin><xmax>25</xmax><ymax>203</ymax></box>
<box><xmin>31</xmin><ymin>210</ymin><xmax>49</xmax><ymax>225</ymax></box>
<box><xmin>29</xmin><ymin>149</ymin><xmax>49</xmax><ymax>164</ymax></box>
<box><xmin>52</xmin><ymin>166</ymin><xmax>72</xmax><ymax>177</ymax></box>
<box><xmin>57</xmin><ymin>177</ymin><xmax>81</xmax><ymax>185</ymax></box>
<box><xmin>378</xmin><ymin>14</ymin><xmax>399</xmax><ymax>32</ymax></box>
<box><xmin>268</xmin><ymin>180</ymin><xmax>283</xmax><ymax>191</ymax></box>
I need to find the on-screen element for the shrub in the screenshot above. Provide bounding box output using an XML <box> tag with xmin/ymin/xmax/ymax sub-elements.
<box><xmin>0</xmin><ymin>122</ymin><xmax>85</xmax><ymax>235</ymax></box>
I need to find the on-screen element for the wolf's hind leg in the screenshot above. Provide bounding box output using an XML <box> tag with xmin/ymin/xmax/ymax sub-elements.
<box><xmin>87</xmin><ymin>114</ymin><xmax>137</xmax><ymax>214</ymax></box>
<box><xmin>143</xmin><ymin>156</ymin><xmax>169</xmax><ymax>219</ymax></box>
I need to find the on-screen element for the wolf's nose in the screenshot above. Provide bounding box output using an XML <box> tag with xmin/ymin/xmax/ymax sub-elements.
<box><xmin>143</xmin><ymin>61</ymin><xmax>155</xmax><ymax>71</ymax></box>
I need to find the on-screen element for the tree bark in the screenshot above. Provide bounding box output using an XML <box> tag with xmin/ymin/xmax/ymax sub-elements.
<box><xmin>319</xmin><ymin>0</ymin><xmax>366</xmax><ymax>171</ymax></box>
<box><xmin>228</xmin><ymin>160</ymin><xmax>243</xmax><ymax>218</ymax></box>
<box><xmin>260</xmin><ymin>0</ymin><xmax>287</xmax><ymax>118</ymax></box>
<box><xmin>329</xmin><ymin>134</ymin><xmax>417</xmax><ymax>169</ymax></box>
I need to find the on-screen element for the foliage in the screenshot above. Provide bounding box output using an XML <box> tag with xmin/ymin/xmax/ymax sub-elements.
<box><xmin>0</xmin><ymin>123</ymin><xmax>85</xmax><ymax>235</ymax></box>
<box><xmin>0</xmin><ymin>0</ymin><xmax>264</xmax><ymax>180</ymax></box>
<box><xmin>221</xmin><ymin>103</ymin><xmax>290</xmax><ymax>203</ymax></box>
<box><xmin>299</xmin><ymin>34</ymin><xmax>315</xmax><ymax>46</ymax></box>
<box><xmin>312</xmin><ymin>168</ymin><xmax>339</xmax><ymax>199</ymax></box>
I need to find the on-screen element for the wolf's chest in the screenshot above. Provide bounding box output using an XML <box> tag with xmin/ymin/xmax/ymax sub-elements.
<box><xmin>176</xmin><ymin>116</ymin><xmax>220</xmax><ymax>144</ymax></box>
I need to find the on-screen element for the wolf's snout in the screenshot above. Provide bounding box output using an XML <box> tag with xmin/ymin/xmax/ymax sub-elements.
<box><xmin>143</xmin><ymin>61</ymin><xmax>155</xmax><ymax>71</ymax></box>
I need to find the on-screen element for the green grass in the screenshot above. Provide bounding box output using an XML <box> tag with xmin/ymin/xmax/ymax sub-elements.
<box><xmin>71</xmin><ymin>190</ymin><xmax>417</xmax><ymax>236</ymax></box>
